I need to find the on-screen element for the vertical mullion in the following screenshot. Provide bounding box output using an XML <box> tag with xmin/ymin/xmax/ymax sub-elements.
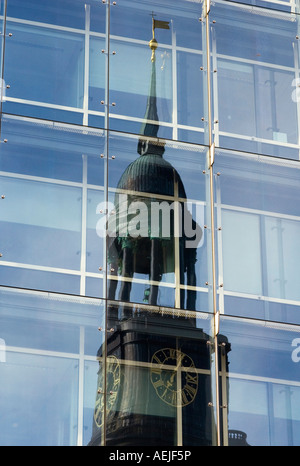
<box><xmin>215</xmin><ymin>173</ymin><xmax>224</xmax><ymax>315</ymax></box>
<box><xmin>204</xmin><ymin>0</ymin><xmax>221</xmax><ymax>446</ymax></box>
<box><xmin>171</xmin><ymin>22</ymin><xmax>178</xmax><ymax>141</ymax></box>
<box><xmin>0</xmin><ymin>0</ymin><xmax>8</xmax><ymax>137</ymax></box>
<box><xmin>103</xmin><ymin>1</ymin><xmax>110</xmax><ymax>302</ymax></box>
<box><xmin>77</xmin><ymin>325</ymin><xmax>85</xmax><ymax>446</ymax></box>
<box><xmin>80</xmin><ymin>154</ymin><xmax>88</xmax><ymax>296</ymax></box>
<box><xmin>211</xmin><ymin>26</ymin><xmax>219</xmax><ymax>148</ymax></box>
<box><xmin>174</xmin><ymin>174</ymin><xmax>181</xmax><ymax>309</ymax></box>
<box><xmin>103</xmin><ymin>0</ymin><xmax>111</xmax><ymax>447</ymax></box>
<box><xmin>293</xmin><ymin>34</ymin><xmax>300</xmax><ymax>160</ymax></box>
<box><xmin>220</xmin><ymin>347</ymin><xmax>229</xmax><ymax>446</ymax></box>
<box><xmin>83</xmin><ymin>4</ymin><xmax>90</xmax><ymax>126</ymax></box>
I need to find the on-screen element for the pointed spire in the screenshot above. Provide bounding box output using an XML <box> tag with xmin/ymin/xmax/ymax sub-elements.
<box><xmin>137</xmin><ymin>18</ymin><xmax>169</xmax><ymax>157</ymax></box>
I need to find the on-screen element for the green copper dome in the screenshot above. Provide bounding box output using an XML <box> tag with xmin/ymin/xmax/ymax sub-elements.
<box><xmin>116</xmin><ymin>152</ymin><xmax>187</xmax><ymax>198</ymax></box>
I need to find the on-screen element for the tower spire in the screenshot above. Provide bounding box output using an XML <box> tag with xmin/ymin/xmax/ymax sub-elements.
<box><xmin>149</xmin><ymin>17</ymin><xmax>158</xmax><ymax>63</ymax></box>
<box><xmin>137</xmin><ymin>18</ymin><xmax>170</xmax><ymax>156</ymax></box>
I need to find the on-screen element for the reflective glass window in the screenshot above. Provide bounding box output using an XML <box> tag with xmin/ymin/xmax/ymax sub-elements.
<box><xmin>215</xmin><ymin>149</ymin><xmax>300</xmax><ymax>324</ymax></box>
<box><xmin>0</xmin><ymin>0</ymin><xmax>4</xmax><ymax>83</ymax></box>
<box><xmin>1</xmin><ymin>352</ymin><xmax>79</xmax><ymax>446</ymax></box>
<box><xmin>108</xmin><ymin>0</ymin><xmax>205</xmax><ymax>143</ymax></box>
<box><xmin>89</xmin><ymin>36</ymin><xmax>106</xmax><ymax>115</ymax></box>
<box><xmin>84</xmin><ymin>359</ymin><xmax>105</xmax><ymax>446</ymax></box>
<box><xmin>220</xmin><ymin>316</ymin><xmax>300</xmax><ymax>446</ymax></box>
<box><xmin>3</xmin><ymin>22</ymin><xmax>85</xmax><ymax>122</ymax></box>
<box><xmin>0</xmin><ymin>116</ymin><xmax>91</xmax><ymax>182</ymax></box>
<box><xmin>87</xmin><ymin>303</ymin><xmax>216</xmax><ymax>446</ymax></box>
<box><xmin>0</xmin><ymin>176</ymin><xmax>82</xmax><ymax>269</ymax></box>
<box><xmin>0</xmin><ymin>266</ymin><xmax>81</xmax><ymax>295</ymax></box>
<box><xmin>0</xmin><ymin>116</ymin><xmax>105</xmax><ymax>296</ymax></box>
<box><xmin>221</xmin><ymin>209</ymin><xmax>262</xmax><ymax>295</ymax></box>
<box><xmin>177</xmin><ymin>50</ymin><xmax>204</xmax><ymax>136</ymax></box>
<box><xmin>109</xmin><ymin>40</ymin><xmax>173</xmax><ymax>123</ymax></box>
<box><xmin>104</xmin><ymin>132</ymin><xmax>209</xmax><ymax>312</ymax></box>
<box><xmin>220</xmin><ymin>0</ymin><xmax>294</xmax><ymax>14</ymax></box>
<box><xmin>211</xmin><ymin>1</ymin><xmax>300</xmax><ymax>158</ymax></box>
<box><xmin>6</xmin><ymin>0</ymin><xmax>90</xmax><ymax>29</ymax></box>
<box><xmin>86</xmin><ymin>188</ymin><xmax>106</xmax><ymax>285</ymax></box>
<box><xmin>0</xmin><ymin>288</ymin><xmax>105</xmax><ymax>446</ymax></box>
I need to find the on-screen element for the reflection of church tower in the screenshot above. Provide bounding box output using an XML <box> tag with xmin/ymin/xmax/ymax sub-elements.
<box><xmin>228</xmin><ymin>430</ymin><xmax>251</xmax><ymax>446</ymax></box>
<box><xmin>107</xmin><ymin>18</ymin><xmax>202</xmax><ymax>311</ymax></box>
<box><xmin>88</xmin><ymin>20</ymin><xmax>231</xmax><ymax>448</ymax></box>
<box><xmin>88</xmin><ymin>309</ymin><xmax>231</xmax><ymax>446</ymax></box>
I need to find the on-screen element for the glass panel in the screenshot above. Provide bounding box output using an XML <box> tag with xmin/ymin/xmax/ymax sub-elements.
<box><xmin>177</xmin><ymin>50</ymin><xmax>205</xmax><ymax>142</ymax></box>
<box><xmin>0</xmin><ymin>115</ymin><xmax>106</xmax><ymax>296</ymax></box>
<box><xmin>90</xmin><ymin>1</ymin><xmax>106</xmax><ymax>34</ymax></box>
<box><xmin>0</xmin><ymin>266</ymin><xmax>81</xmax><ymax>295</ymax></box>
<box><xmin>0</xmin><ymin>287</ymin><xmax>105</xmax><ymax>446</ymax></box>
<box><xmin>0</xmin><ymin>352</ymin><xmax>78</xmax><ymax>446</ymax></box>
<box><xmin>85</xmin><ymin>359</ymin><xmax>105</xmax><ymax>446</ymax></box>
<box><xmin>214</xmin><ymin>148</ymin><xmax>300</xmax><ymax>324</ymax></box>
<box><xmin>221</xmin><ymin>210</ymin><xmax>262</xmax><ymax>295</ymax></box>
<box><xmin>220</xmin><ymin>316</ymin><xmax>300</xmax><ymax>446</ymax></box>
<box><xmin>0</xmin><ymin>176</ymin><xmax>82</xmax><ymax>269</ymax></box>
<box><xmin>88</xmin><ymin>302</ymin><xmax>217</xmax><ymax>446</ymax></box>
<box><xmin>6</xmin><ymin>0</ymin><xmax>92</xmax><ymax>29</ymax></box>
<box><xmin>265</xmin><ymin>217</ymin><xmax>300</xmax><ymax>301</ymax></box>
<box><xmin>86</xmin><ymin>188</ymin><xmax>105</xmax><ymax>279</ymax></box>
<box><xmin>221</xmin><ymin>0</ymin><xmax>294</xmax><ymax>14</ymax></box>
<box><xmin>109</xmin><ymin>40</ymin><xmax>172</xmax><ymax>123</ymax></box>
<box><xmin>6</xmin><ymin>0</ymin><xmax>106</xmax><ymax>34</ymax></box>
<box><xmin>0</xmin><ymin>116</ymin><xmax>88</xmax><ymax>182</ymax></box>
<box><xmin>211</xmin><ymin>1</ymin><xmax>300</xmax><ymax>159</ymax></box>
<box><xmin>3</xmin><ymin>21</ymin><xmax>85</xmax><ymax>122</ymax></box>
<box><xmin>0</xmin><ymin>0</ymin><xmax>4</xmax><ymax>87</ymax></box>
<box><xmin>106</xmin><ymin>132</ymin><xmax>208</xmax><ymax>312</ymax></box>
<box><xmin>108</xmin><ymin>0</ymin><xmax>205</xmax><ymax>143</ymax></box>
<box><xmin>88</xmin><ymin>35</ymin><xmax>106</xmax><ymax>115</ymax></box>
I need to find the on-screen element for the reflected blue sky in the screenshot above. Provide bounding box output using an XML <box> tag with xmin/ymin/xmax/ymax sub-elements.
<box><xmin>1</xmin><ymin>0</ymin><xmax>300</xmax><ymax>447</ymax></box>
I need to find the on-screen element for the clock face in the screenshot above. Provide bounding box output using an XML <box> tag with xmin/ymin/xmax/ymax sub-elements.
<box><xmin>94</xmin><ymin>355</ymin><xmax>121</xmax><ymax>428</ymax></box>
<box><xmin>150</xmin><ymin>348</ymin><xmax>198</xmax><ymax>407</ymax></box>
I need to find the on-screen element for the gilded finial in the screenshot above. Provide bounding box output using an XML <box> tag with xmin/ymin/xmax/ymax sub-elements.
<box><xmin>149</xmin><ymin>37</ymin><xmax>158</xmax><ymax>62</ymax></box>
<box><xmin>149</xmin><ymin>17</ymin><xmax>157</xmax><ymax>62</ymax></box>
<box><xmin>149</xmin><ymin>17</ymin><xmax>170</xmax><ymax>62</ymax></box>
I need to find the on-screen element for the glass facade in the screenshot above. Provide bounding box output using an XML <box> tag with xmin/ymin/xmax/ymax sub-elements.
<box><xmin>0</xmin><ymin>0</ymin><xmax>300</xmax><ymax>447</ymax></box>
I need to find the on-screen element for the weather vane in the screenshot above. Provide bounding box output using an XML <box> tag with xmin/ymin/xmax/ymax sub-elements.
<box><xmin>149</xmin><ymin>16</ymin><xmax>170</xmax><ymax>62</ymax></box>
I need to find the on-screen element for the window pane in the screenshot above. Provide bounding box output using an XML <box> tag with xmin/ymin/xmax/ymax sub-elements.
<box><xmin>89</xmin><ymin>36</ymin><xmax>106</xmax><ymax>113</ymax></box>
<box><xmin>215</xmin><ymin>149</ymin><xmax>300</xmax><ymax>324</ymax></box>
<box><xmin>6</xmin><ymin>0</ymin><xmax>90</xmax><ymax>29</ymax></box>
<box><xmin>177</xmin><ymin>51</ymin><xmax>204</xmax><ymax>135</ymax></box>
<box><xmin>0</xmin><ymin>288</ymin><xmax>105</xmax><ymax>446</ymax></box>
<box><xmin>221</xmin><ymin>210</ymin><xmax>262</xmax><ymax>295</ymax></box>
<box><xmin>0</xmin><ymin>116</ymin><xmax>88</xmax><ymax>182</ymax></box>
<box><xmin>86</xmin><ymin>188</ymin><xmax>106</xmax><ymax>276</ymax></box>
<box><xmin>0</xmin><ymin>176</ymin><xmax>82</xmax><ymax>269</ymax></box>
<box><xmin>0</xmin><ymin>115</ymin><xmax>106</xmax><ymax>296</ymax></box>
<box><xmin>108</xmin><ymin>0</ymin><xmax>205</xmax><ymax>143</ymax></box>
<box><xmin>211</xmin><ymin>1</ymin><xmax>299</xmax><ymax>158</ymax></box>
<box><xmin>3</xmin><ymin>22</ymin><xmax>85</xmax><ymax>121</ymax></box>
<box><xmin>87</xmin><ymin>303</ymin><xmax>216</xmax><ymax>446</ymax></box>
<box><xmin>265</xmin><ymin>217</ymin><xmax>300</xmax><ymax>302</ymax></box>
<box><xmin>222</xmin><ymin>0</ymin><xmax>294</xmax><ymax>14</ymax></box>
<box><xmin>0</xmin><ymin>0</ymin><xmax>4</xmax><ymax>81</ymax></box>
<box><xmin>110</xmin><ymin>41</ymin><xmax>173</xmax><ymax>123</ymax></box>
<box><xmin>221</xmin><ymin>316</ymin><xmax>300</xmax><ymax>446</ymax></box>
<box><xmin>105</xmin><ymin>132</ymin><xmax>208</xmax><ymax>312</ymax></box>
<box><xmin>0</xmin><ymin>352</ymin><xmax>79</xmax><ymax>446</ymax></box>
